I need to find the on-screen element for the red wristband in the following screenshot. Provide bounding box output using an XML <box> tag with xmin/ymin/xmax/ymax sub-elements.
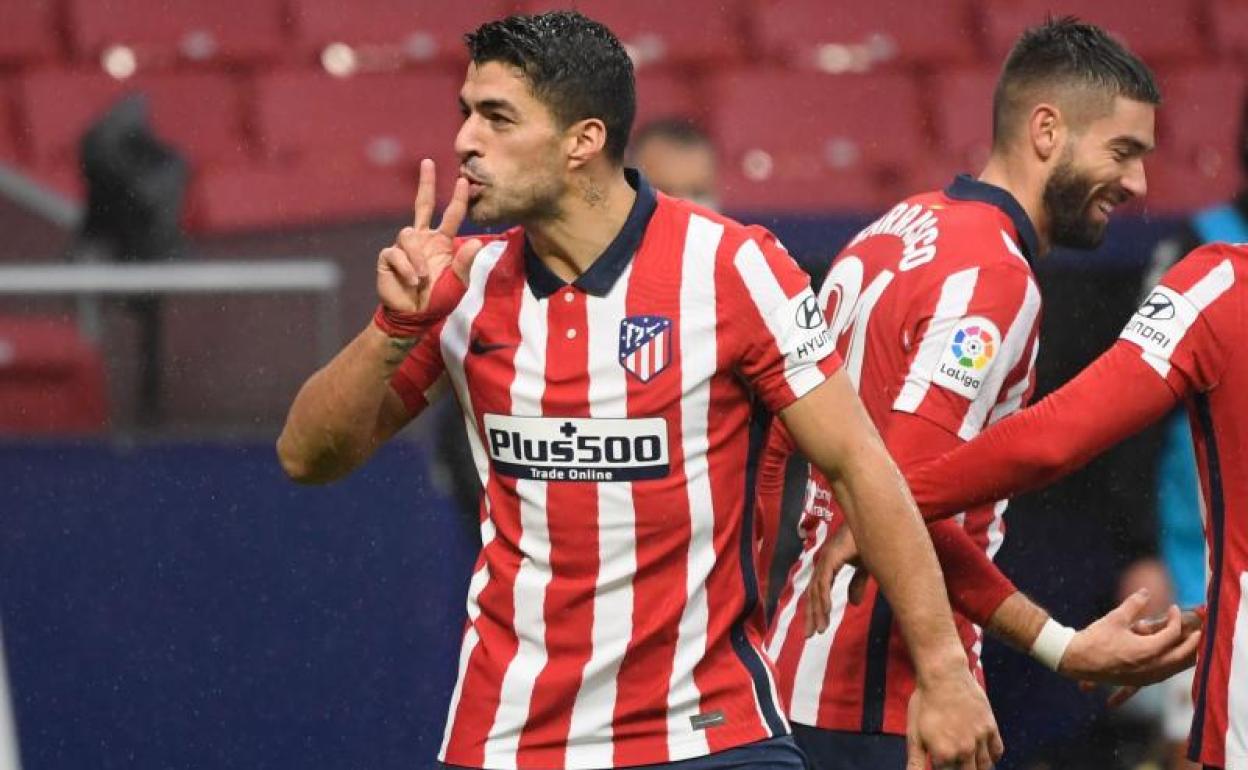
<box><xmin>372</xmin><ymin>305</ymin><xmax>437</xmax><ymax>339</ymax></box>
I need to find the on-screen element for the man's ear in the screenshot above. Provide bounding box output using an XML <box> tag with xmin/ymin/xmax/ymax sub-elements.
<box><xmin>565</xmin><ymin>118</ymin><xmax>608</xmax><ymax>169</ymax></box>
<box><xmin>1027</xmin><ymin>102</ymin><xmax>1064</xmax><ymax>163</ymax></box>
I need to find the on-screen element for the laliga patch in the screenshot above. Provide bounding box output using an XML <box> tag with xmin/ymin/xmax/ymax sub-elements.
<box><xmin>932</xmin><ymin>316</ymin><xmax>1001</xmax><ymax>400</ymax></box>
<box><xmin>1119</xmin><ymin>286</ymin><xmax>1194</xmax><ymax>360</ymax></box>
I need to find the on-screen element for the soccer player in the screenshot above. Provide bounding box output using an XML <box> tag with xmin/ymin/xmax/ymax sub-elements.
<box><xmin>630</xmin><ymin>118</ymin><xmax>720</xmax><ymax>211</ymax></box>
<box><xmin>894</xmin><ymin>239</ymin><xmax>1246</xmax><ymax>770</ymax></box>
<box><xmin>758</xmin><ymin>18</ymin><xmax>1198</xmax><ymax>770</ymax></box>
<box><xmin>276</xmin><ymin>11</ymin><xmax>1000</xmax><ymax>770</ymax></box>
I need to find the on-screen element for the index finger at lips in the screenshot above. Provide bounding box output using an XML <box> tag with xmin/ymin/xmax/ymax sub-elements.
<box><xmin>414</xmin><ymin>158</ymin><xmax>436</xmax><ymax>229</ymax></box>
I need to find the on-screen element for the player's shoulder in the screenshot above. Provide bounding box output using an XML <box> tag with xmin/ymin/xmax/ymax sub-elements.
<box><xmin>655</xmin><ymin>192</ymin><xmax>788</xmax><ymax>258</ymax></box>
<box><xmin>1159</xmin><ymin>241</ymin><xmax>1245</xmax><ymax>296</ymax></box>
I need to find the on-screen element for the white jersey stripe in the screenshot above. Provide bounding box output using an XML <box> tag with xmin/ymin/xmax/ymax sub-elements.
<box><xmin>958</xmin><ymin>277</ymin><xmax>1041</xmax><ymax>439</ymax></box>
<box><xmin>893</xmin><ymin>268</ymin><xmax>979</xmax><ymax>413</ymax></box>
<box><xmin>732</xmin><ymin>239</ymin><xmax>827</xmax><ymax>399</ymax></box>
<box><xmin>666</xmin><ymin>214</ymin><xmax>723</xmax><ymax>760</ymax></box>
<box><xmin>483</xmin><ymin>284</ymin><xmax>552</xmax><ymax>768</ymax></box>
<box><xmin>1227</xmin><ymin>570</ymin><xmax>1248</xmax><ymax>770</ymax></box>
<box><xmin>789</xmin><ymin>562</ymin><xmax>856</xmax><ymax>725</ymax></box>
<box><xmin>565</xmin><ymin>265</ymin><xmax>637</xmax><ymax>767</ymax></box>
<box><xmin>989</xmin><ymin>338</ymin><xmax>1038</xmax><ymax>425</ymax></box>
<box><xmin>766</xmin><ymin>520</ymin><xmax>828</xmax><ymax>662</ymax></box>
<box><xmin>438</xmin><ymin>242</ymin><xmax>509</xmax><ymax>763</ymax></box>
<box><xmin>1128</xmin><ymin>259</ymin><xmax>1234</xmax><ymax>379</ymax></box>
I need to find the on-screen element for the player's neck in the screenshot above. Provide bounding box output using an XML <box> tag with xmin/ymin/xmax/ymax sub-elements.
<box><xmin>978</xmin><ymin>155</ymin><xmax>1052</xmax><ymax>256</ymax></box>
<box><xmin>526</xmin><ymin>168</ymin><xmax>637</xmax><ymax>283</ymax></box>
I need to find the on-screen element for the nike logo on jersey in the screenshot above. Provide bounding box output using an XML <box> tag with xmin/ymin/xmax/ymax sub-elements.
<box><xmin>469</xmin><ymin>336</ymin><xmax>515</xmax><ymax>355</ymax></box>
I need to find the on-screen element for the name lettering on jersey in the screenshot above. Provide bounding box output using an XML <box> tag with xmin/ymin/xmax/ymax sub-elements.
<box><xmin>618</xmin><ymin>315</ymin><xmax>672</xmax><ymax>383</ymax></box>
<box><xmin>1120</xmin><ymin>285</ymin><xmax>1191</xmax><ymax>358</ymax></box>
<box><xmin>932</xmin><ymin>316</ymin><xmax>1001</xmax><ymax>400</ymax></box>
<box><xmin>848</xmin><ymin>201</ymin><xmax>940</xmax><ymax>271</ymax></box>
<box><xmin>484</xmin><ymin>414</ymin><xmax>669</xmax><ymax>482</ymax></box>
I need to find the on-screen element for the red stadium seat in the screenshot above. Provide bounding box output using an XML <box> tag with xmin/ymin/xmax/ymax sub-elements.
<box><xmin>16</xmin><ymin>71</ymin><xmax>248</xmax><ymax>171</ymax></box>
<box><xmin>0</xmin><ymin>84</ymin><xmax>18</xmax><ymax>164</ymax></box>
<box><xmin>66</xmin><ymin>0</ymin><xmax>285</xmax><ymax>69</ymax></box>
<box><xmin>0</xmin><ymin>0</ymin><xmax>60</xmax><ymax>65</ymax></box>
<box><xmin>0</xmin><ymin>315</ymin><xmax>108</xmax><ymax>434</ymax></box>
<box><xmin>189</xmin><ymin>164</ymin><xmax>414</xmax><ymax>232</ymax></box>
<box><xmin>751</xmin><ymin>0</ymin><xmax>978</xmax><ymax>70</ymax></box>
<box><xmin>978</xmin><ymin>0</ymin><xmax>1206</xmax><ymax>65</ymax></box>
<box><xmin>288</xmin><ymin>0</ymin><xmax>511</xmax><ymax>70</ymax></box>
<box><xmin>709</xmin><ymin>69</ymin><xmax>927</xmax><ymax>211</ymax></box>
<box><xmin>1209</xmin><ymin>0</ymin><xmax>1248</xmax><ymax>61</ymax></box>
<box><xmin>1147</xmin><ymin>67</ymin><xmax>1248</xmax><ymax>212</ymax></box>
<box><xmin>634</xmin><ymin>72</ymin><xmax>706</xmax><ymax>131</ymax></box>
<box><xmin>252</xmin><ymin>71</ymin><xmax>461</xmax><ymax>188</ymax></box>
<box><xmin>522</xmin><ymin>0</ymin><xmax>746</xmax><ymax>68</ymax></box>
<box><xmin>931</xmin><ymin>66</ymin><xmax>998</xmax><ymax>173</ymax></box>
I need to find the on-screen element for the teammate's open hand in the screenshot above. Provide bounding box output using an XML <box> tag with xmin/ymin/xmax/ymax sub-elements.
<box><xmin>804</xmin><ymin>524</ymin><xmax>863</xmax><ymax>637</ymax></box>
<box><xmin>377</xmin><ymin>159</ymin><xmax>485</xmax><ymax>316</ymax></box>
<box><xmin>1059</xmin><ymin>589</ymin><xmax>1202</xmax><ymax>686</ymax></box>
<box><xmin>906</xmin><ymin>666</ymin><xmax>1003</xmax><ymax>770</ymax></box>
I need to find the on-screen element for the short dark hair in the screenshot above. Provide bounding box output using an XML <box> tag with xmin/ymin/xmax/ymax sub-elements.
<box><xmin>465</xmin><ymin>11</ymin><xmax>636</xmax><ymax>164</ymax></box>
<box><xmin>632</xmin><ymin>117</ymin><xmax>714</xmax><ymax>151</ymax></box>
<box><xmin>992</xmin><ymin>17</ymin><xmax>1161</xmax><ymax>148</ymax></box>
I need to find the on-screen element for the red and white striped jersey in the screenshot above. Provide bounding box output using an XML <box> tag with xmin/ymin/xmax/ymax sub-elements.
<box><xmin>1118</xmin><ymin>242</ymin><xmax>1248</xmax><ymax>770</ymax></box>
<box><xmin>390</xmin><ymin>172</ymin><xmax>842</xmax><ymax>769</ymax></box>
<box><xmin>764</xmin><ymin>176</ymin><xmax>1043</xmax><ymax>735</ymax></box>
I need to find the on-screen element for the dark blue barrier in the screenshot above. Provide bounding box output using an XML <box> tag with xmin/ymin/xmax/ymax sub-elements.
<box><xmin>0</xmin><ymin>440</ymin><xmax>477</xmax><ymax>770</ymax></box>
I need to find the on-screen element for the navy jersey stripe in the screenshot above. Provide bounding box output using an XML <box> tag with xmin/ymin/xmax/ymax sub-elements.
<box><xmin>1187</xmin><ymin>394</ymin><xmax>1224</xmax><ymax>763</ymax></box>
<box><xmin>861</xmin><ymin>596</ymin><xmax>893</xmax><ymax>733</ymax></box>
<box><xmin>731</xmin><ymin>403</ymin><xmax>788</xmax><ymax>737</ymax></box>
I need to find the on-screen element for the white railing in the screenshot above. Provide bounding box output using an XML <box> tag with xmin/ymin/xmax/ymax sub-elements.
<box><xmin>0</xmin><ymin>260</ymin><xmax>343</xmax><ymax>362</ymax></box>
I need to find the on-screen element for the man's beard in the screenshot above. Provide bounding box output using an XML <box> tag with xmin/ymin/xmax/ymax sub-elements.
<box><xmin>1042</xmin><ymin>154</ymin><xmax>1108</xmax><ymax>250</ymax></box>
<box><xmin>467</xmin><ymin>171</ymin><xmax>565</xmax><ymax>227</ymax></box>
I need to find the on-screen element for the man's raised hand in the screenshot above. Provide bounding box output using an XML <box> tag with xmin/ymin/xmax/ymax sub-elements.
<box><xmin>377</xmin><ymin>159</ymin><xmax>484</xmax><ymax>317</ymax></box>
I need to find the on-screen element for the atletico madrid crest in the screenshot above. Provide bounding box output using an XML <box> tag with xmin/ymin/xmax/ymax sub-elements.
<box><xmin>619</xmin><ymin>315</ymin><xmax>672</xmax><ymax>383</ymax></box>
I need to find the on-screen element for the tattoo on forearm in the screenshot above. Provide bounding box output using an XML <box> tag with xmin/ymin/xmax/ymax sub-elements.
<box><xmin>383</xmin><ymin>335</ymin><xmax>418</xmax><ymax>366</ymax></box>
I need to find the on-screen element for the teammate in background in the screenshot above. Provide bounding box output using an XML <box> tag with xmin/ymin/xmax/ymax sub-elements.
<box><xmin>892</xmin><ymin>239</ymin><xmax>1245</xmax><ymax>770</ymax></box>
<box><xmin>276</xmin><ymin>12</ymin><xmax>1001</xmax><ymax>770</ymax></box>
<box><xmin>630</xmin><ymin>118</ymin><xmax>720</xmax><ymax>211</ymax></box>
<box><xmin>759</xmin><ymin>18</ymin><xmax>1200</xmax><ymax>770</ymax></box>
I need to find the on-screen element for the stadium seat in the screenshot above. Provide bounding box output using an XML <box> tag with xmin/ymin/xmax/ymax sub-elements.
<box><xmin>189</xmin><ymin>163</ymin><xmax>414</xmax><ymax>232</ymax></box>
<box><xmin>751</xmin><ymin>0</ymin><xmax>978</xmax><ymax>70</ymax></box>
<box><xmin>709</xmin><ymin>69</ymin><xmax>927</xmax><ymax>211</ymax></box>
<box><xmin>0</xmin><ymin>0</ymin><xmax>60</xmax><ymax>65</ymax></box>
<box><xmin>977</xmin><ymin>0</ymin><xmax>1206</xmax><ymax>65</ymax></box>
<box><xmin>16</xmin><ymin>71</ymin><xmax>248</xmax><ymax>172</ymax></box>
<box><xmin>0</xmin><ymin>85</ymin><xmax>18</xmax><ymax>164</ymax></box>
<box><xmin>1209</xmin><ymin>0</ymin><xmax>1248</xmax><ymax>61</ymax></box>
<box><xmin>1146</xmin><ymin>67</ymin><xmax>1248</xmax><ymax>212</ymax></box>
<box><xmin>288</xmin><ymin>0</ymin><xmax>511</xmax><ymax>71</ymax></box>
<box><xmin>522</xmin><ymin>0</ymin><xmax>746</xmax><ymax>67</ymax></box>
<box><xmin>0</xmin><ymin>315</ymin><xmax>108</xmax><ymax>434</ymax></box>
<box><xmin>931</xmin><ymin>66</ymin><xmax>998</xmax><ymax>173</ymax></box>
<box><xmin>66</xmin><ymin>0</ymin><xmax>286</xmax><ymax>70</ymax></box>
<box><xmin>634</xmin><ymin>71</ymin><xmax>706</xmax><ymax>131</ymax></box>
<box><xmin>252</xmin><ymin>71</ymin><xmax>461</xmax><ymax>185</ymax></box>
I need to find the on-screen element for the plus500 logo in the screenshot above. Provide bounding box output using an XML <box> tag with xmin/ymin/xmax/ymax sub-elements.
<box><xmin>483</xmin><ymin>414</ymin><xmax>670</xmax><ymax>482</ymax></box>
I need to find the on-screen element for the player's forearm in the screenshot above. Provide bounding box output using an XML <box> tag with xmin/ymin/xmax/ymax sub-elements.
<box><xmin>824</xmin><ymin>444</ymin><xmax>968</xmax><ymax>680</ymax></box>
<box><xmin>929</xmin><ymin>518</ymin><xmax>1018</xmax><ymax>627</ymax></box>
<box><xmin>277</xmin><ymin>323</ymin><xmax>417</xmax><ymax>484</ymax></box>
<box><xmin>984</xmin><ymin>591</ymin><xmax>1049</xmax><ymax>652</ymax></box>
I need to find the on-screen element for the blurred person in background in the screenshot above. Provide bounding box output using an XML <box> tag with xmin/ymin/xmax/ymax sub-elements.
<box><xmin>760</xmin><ymin>18</ymin><xmax>1199</xmax><ymax>770</ymax></box>
<box><xmin>276</xmin><ymin>10</ymin><xmax>1004</xmax><ymax>770</ymax></box>
<box><xmin>630</xmin><ymin>118</ymin><xmax>720</xmax><ymax>211</ymax></box>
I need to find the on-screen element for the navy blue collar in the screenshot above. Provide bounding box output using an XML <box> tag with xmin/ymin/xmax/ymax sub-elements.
<box><xmin>524</xmin><ymin>168</ymin><xmax>658</xmax><ymax>299</ymax></box>
<box><xmin>944</xmin><ymin>174</ymin><xmax>1040</xmax><ymax>262</ymax></box>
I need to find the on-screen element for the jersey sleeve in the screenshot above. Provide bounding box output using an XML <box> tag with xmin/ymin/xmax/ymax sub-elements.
<box><xmin>388</xmin><ymin>320</ymin><xmax>449</xmax><ymax>415</ymax></box>
<box><xmin>725</xmin><ymin>227</ymin><xmax>843</xmax><ymax>413</ymax></box>
<box><xmin>1118</xmin><ymin>242</ymin><xmax>1240</xmax><ymax>395</ymax></box>
<box><xmin>881</xmin><ymin>411</ymin><xmax>1018</xmax><ymax>625</ymax></box>
<box><xmin>906</xmin><ymin>341</ymin><xmax>1180</xmax><ymax>520</ymax></box>
<box><xmin>892</xmin><ymin>260</ymin><xmax>1042</xmax><ymax>440</ymax></box>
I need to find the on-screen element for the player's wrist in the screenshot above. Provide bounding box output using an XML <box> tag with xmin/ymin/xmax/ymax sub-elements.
<box><xmin>372</xmin><ymin>304</ymin><xmax>437</xmax><ymax>339</ymax></box>
<box><xmin>1031</xmin><ymin>617</ymin><xmax>1077</xmax><ymax>672</ymax></box>
<box><xmin>914</xmin><ymin>643</ymin><xmax>971</xmax><ymax>688</ymax></box>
